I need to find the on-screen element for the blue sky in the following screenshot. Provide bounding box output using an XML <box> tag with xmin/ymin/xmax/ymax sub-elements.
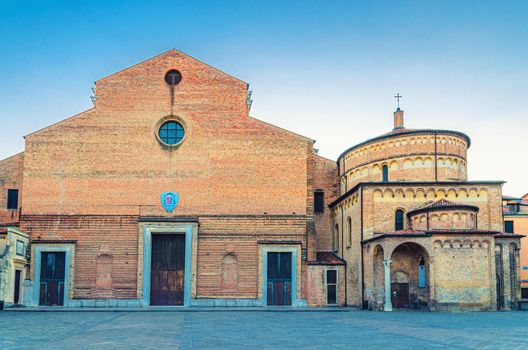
<box><xmin>1</xmin><ymin>0</ymin><xmax>527</xmax><ymax>195</ymax></box>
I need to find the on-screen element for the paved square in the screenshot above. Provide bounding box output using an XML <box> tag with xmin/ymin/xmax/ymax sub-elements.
<box><xmin>0</xmin><ymin>310</ymin><xmax>527</xmax><ymax>349</ymax></box>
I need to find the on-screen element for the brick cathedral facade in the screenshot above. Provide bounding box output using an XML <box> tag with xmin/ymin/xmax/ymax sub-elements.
<box><xmin>0</xmin><ymin>50</ymin><xmax>522</xmax><ymax>310</ymax></box>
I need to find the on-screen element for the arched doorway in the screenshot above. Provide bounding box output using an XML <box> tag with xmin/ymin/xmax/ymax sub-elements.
<box><xmin>390</xmin><ymin>242</ymin><xmax>430</xmax><ymax>309</ymax></box>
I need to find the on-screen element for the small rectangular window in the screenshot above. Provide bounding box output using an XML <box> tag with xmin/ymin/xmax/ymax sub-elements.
<box><xmin>314</xmin><ymin>191</ymin><xmax>324</xmax><ymax>213</ymax></box>
<box><xmin>7</xmin><ymin>189</ymin><xmax>18</xmax><ymax>210</ymax></box>
<box><xmin>522</xmin><ymin>288</ymin><xmax>528</xmax><ymax>299</ymax></box>
<box><xmin>16</xmin><ymin>240</ymin><xmax>25</xmax><ymax>256</ymax></box>
<box><xmin>326</xmin><ymin>270</ymin><xmax>337</xmax><ymax>305</ymax></box>
<box><xmin>504</xmin><ymin>220</ymin><xmax>514</xmax><ymax>233</ymax></box>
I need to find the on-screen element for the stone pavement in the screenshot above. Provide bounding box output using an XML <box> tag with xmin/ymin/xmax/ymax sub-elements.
<box><xmin>0</xmin><ymin>310</ymin><xmax>527</xmax><ymax>349</ymax></box>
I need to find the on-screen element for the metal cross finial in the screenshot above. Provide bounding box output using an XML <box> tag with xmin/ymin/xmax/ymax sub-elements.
<box><xmin>394</xmin><ymin>93</ymin><xmax>402</xmax><ymax>109</ymax></box>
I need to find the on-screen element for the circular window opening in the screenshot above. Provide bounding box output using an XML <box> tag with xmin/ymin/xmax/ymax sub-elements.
<box><xmin>159</xmin><ymin>120</ymin><xmax>185</xmax><ymax>145</ymax></box>
<box><xmin>165</xmin><ymin>69</ymin><xmax>182</xmax><ymax>85</ymax></box>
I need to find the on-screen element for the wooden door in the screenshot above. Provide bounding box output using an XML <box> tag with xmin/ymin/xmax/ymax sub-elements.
<box><xmin>39</xmin><ymin>252</ymin><xmax>66</xmax><ymax>306</ymax></box>
<box><xmin>391</xmin><ymin>283</ymin><xmax>409</xmax><ymax>308</ymax></box>
<box><xmin>14</xmin><ymin>270</ymin><xmax>21</xmax><ymax>304</ymax></box>
<box><xmin>150</xmin><ymin>234</ymin><xmax>185</xmax><ymax>305</ymax></box>
<box><xmin>267</xmin><ymin>252</ymin><xmax>292</xmax><ymax>306</ymax></box>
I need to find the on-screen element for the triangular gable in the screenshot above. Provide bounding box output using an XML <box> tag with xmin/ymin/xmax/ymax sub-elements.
<box><xmin>96</xmin><ymin>48</ymin><xmax>247</xmax><ymax>85</ymax></box>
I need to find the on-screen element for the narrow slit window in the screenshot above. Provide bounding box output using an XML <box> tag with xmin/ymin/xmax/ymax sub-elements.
<box><xmin>382</xmin><ymin>165</ymin><xmax>389</xmax><ymax>182</ymax></box>
<box><xmin>395</xmin><ymin>209</ymin><xmax>405</xmax><ymax>231</ymax></box>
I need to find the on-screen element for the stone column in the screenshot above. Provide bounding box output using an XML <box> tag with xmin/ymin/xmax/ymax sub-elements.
<box><xmin>383</xmin><ymin>259</ymin><xmax>392</xmax><ymax>311</ymax></box>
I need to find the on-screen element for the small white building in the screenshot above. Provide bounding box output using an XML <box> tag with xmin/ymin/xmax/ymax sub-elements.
<box><xmin>0</xmin><ymin>226</ymin><xmax>29</xmax><ymax>306</ymax></box>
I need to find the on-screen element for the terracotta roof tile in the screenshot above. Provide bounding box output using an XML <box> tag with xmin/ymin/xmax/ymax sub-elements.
<box><xmin>407</xmin><ymin>199</ymin><xmax>479</xmax><ymax>216</ymax></box>
<box><xmin>308</xmin><ymin>252</ymin><xmax>346</xmax><ymax>265</ymax></box>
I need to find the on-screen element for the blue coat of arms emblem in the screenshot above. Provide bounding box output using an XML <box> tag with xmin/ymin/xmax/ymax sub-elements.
<box><xmin>161</xmin><ymin>192</ymin><xmax>179</xmax><ymax>213</ymax></box>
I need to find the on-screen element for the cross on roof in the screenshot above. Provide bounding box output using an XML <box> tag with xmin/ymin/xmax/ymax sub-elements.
<box><xmin>394</xmin><ymin>93</ymin><xmax>402</xmax><ymax>109</ymax></box>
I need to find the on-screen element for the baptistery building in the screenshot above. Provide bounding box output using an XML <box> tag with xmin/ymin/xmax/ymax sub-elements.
<box><xmin>0</xmin><ymin>50</ymin><xmax>522</xmax><ymax>310</ymax></box>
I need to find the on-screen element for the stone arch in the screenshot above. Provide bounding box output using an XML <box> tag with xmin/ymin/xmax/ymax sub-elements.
<box><xmin>468</xmin><ymin>188</ymin><xmax>479</xmax><ymax>198</ymax></box>
<box><xmin>95</xmin><ymin>254</ymin><xmax>113</xmax><ymax>297</ymax></box>
<box><xmin>424</xmin><ymin>157</ymin><xmax>433</xmax><ymax>167</ymax></box>
<box><xmin>222</xmin><ymin>253</ymin><xmax>238</xmax><ymax>292</ymax></box>
<box><xmin>426</xmin><ymin>189</ymin><xmax>436</xmax><ymax>199</ymax></box>
<box><xmin>383</xmin><ymin>188</ymin><xmax>394</xmax><ymax>198</ymax></box>
<box><xmin>389</xmin><ymin>242</ymin><xmax>430</xmax><ymax>309</ymax></box>
<box><xmin>392</xmin><ymin>270</ymin><xmax>409</xmax><ymax>283</ymax></box>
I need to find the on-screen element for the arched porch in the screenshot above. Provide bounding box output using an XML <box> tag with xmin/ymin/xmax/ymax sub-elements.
<box><xmin>389</xmin><ymin>242</ymin><xmax>430</xmax><ymax>309</ymax></box>
<box><xmin>370</xmin><ymin>239</ymin><xmax>431</xmax><ymax>311</ymax></box>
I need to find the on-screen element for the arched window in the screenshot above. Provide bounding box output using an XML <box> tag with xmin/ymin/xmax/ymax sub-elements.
<box><xmin>347</xmin><ymin>217</ymin><xmax>352</xmax><ymax>248</ymax></box>
<box><xmin>418</xmin><ymin>257</ymin><xmax>426</xmax><ymax>288</ymax></box>
<box><xmin>334</xmin><ymin>224</ymin><xmax>339</xmax><ymax>252</ymax></box>
<box><xmin>382</xmin><ymin>165</ymin><xmax>389</xmax><ymax>182</ymax></box>
<box><xmin>395</xmin><ymin>209</ymin><xmax>405</xmax><ymax>231</ymax></box>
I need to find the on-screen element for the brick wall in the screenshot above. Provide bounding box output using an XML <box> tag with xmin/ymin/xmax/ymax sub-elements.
<box><xmin>0</xmin><ymin>152</ymin><xmax>24</xmax><ymax>224</ymax></box>
<box><xmin>363</xmin><ymin>184</ymin><xmax>503</xmax><ymax>238</ymax></box>
<box><xmin>312</xmin><ymin>155</ymin><xmax>338</xmax><ymax>253</ymax></box>
<box><xmin>16</xmin><ymin>50</ymin><xmax>326</xmax><ymax>301</ymax></box>
<box><xmin>339</xmin><ymin>133</ymin><xmax>469</xmax><ymax>193</ymax></box>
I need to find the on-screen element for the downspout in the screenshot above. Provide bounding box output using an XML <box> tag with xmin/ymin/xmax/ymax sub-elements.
<box><xmin>341</xmin><ymin>206</ymin><xmax>344</xmax><ymax>257</ymax></box>
<box><xmin>341</xmin><ymin>204</ymin><xmax>347</xmax><ymax>307</ymax></box>
<box><xmin>360</xmin><ymin>186</ymin><xmax>365</xmax><ymax>309</ymax></box>
<box><xmin>434</xmin><ymin>132</ymin><xmax>438</xmax><ymax>182</ymax></box>
<box><xmin>341</xmin><ymin>157</ymin><xmax>345</xmax><ymax>256</ymax></box>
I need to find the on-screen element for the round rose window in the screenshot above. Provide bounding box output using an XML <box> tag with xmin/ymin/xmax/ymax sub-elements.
<box><xmin>158</xmin><ymin>120</ymin><xmax>185</xmax><ymax>145</ymax></box>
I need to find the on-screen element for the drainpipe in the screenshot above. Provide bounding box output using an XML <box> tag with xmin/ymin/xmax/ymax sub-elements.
<box><xmin>341</xmin><ymin>201</ymin><xmax>347</xmax><ymax>307</ymax></box>
<box><xmin>341</xmin><ymin>206</ymin><xmax>344</xmax><ymax>257</ymax></box>
<box><xmin>434</xmin><ymin>132</ymin><xmax>438</xmax><ymax>182</ymax></box>
<box><xmin>360</xmin><ymin>186</ymin><xmax>365</xmax><ymax>309</ymax></box>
